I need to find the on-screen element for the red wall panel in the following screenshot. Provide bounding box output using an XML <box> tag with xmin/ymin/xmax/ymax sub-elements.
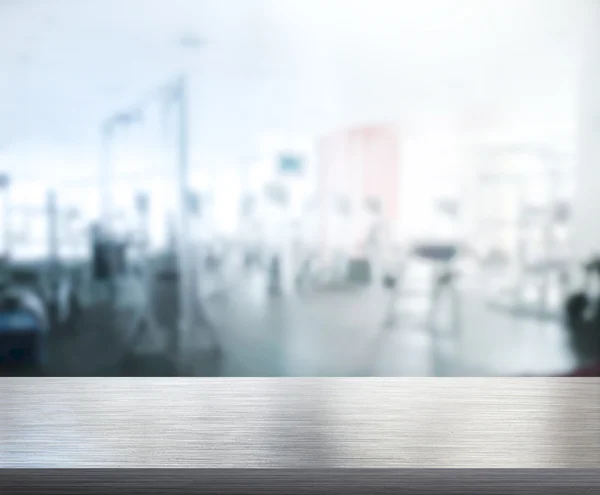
<box><xmin>317</xmin><ymin>124</ymin><xmax>401</xmax><ymax>255</ymax></box>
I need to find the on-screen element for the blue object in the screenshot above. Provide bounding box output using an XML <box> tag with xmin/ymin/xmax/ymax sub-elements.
<box><xmin>0</xmin><ymin>310</ymin><xmax>45</xmax><ymax>368</ymax></box>
<box><xmin>0</xmin><ymin>311</ymin><xmax>40</xmax><ymax>334</ymax></box>
<box><xmin>0</xmin><ymin>333</ymin><xmax>45</xmax><ymax>367</ymax></box>
<box><xmin>279</xmin><ymin>154</ymin><xmax>303</xmax><ymax>175</ymax></box>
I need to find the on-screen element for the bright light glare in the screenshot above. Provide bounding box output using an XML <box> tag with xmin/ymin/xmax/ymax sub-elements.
<box><xmin>213</xmin><ymin>170</ymin><xmax>241</xmax><ymax>236</ymax></box>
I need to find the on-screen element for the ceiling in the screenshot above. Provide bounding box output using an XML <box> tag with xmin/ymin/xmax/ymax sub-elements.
<box><xmin>0</xmin><ymin>0</ymin><xmax>594</xmax><ymax>182</ymax></box>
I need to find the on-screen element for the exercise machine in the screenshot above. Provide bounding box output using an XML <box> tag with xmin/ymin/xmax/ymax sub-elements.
<box><xmin>382</xmin><ymin>242</ymin><xmax>461</xmax><ymax>337</ymax></box>
<box><xmin>0</xmin><ymin>278</ymin><xmax>50</xmax><ymax>373</ymax></box>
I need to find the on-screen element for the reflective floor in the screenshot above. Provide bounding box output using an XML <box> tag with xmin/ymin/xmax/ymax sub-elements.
<box><xmin>32</xmin><ymin>259</ymin><xmax>583</xmax><ymax>377</ymax></box>
<box><xmin>200</xmin><ymin>269</ymin><xmax>578</xmax><ymax>377</ymax></box>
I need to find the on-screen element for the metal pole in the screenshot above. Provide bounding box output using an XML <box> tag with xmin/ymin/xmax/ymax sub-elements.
<box><xmin>0</xmin><ymin>174</ymin><xmax>11</xmax><ymax>259</ymax></box>
<box><xmin>47</xmin><ymin>189</ymin><xmax>60</xmax><ymax>324</ymax></box>
<box><xmin>136</xmin><ymin>192</ymin><xmax>153</xmax><ymax>318</ymax></box>
<box><xmin>176</xmin><ymin>75</ymin><xmax>192</xmax><ymax>360</ymax></box>
<box><xmin>516</xmin><ymin>180</ymin><xmax>527</xmax><ymax>310</ymax></box>
<box><xmin>100</xmin><ymin>123</ymin><xmax>118</xmax><ymax>304</ymax></box>
<box><xmin>100</xmin><ymin>124</ymin><xmax>113</xmax><ymax>232</ymax></box>
<box><xmin>542</xmin><ymin>158</ymin><xmax>560</xmax><ymax>317</ymax></box>
<box><xmin>2</xmin><ymin>187</ymin><xmax>9</xmax><ymax>259</ymax></box>
<box><xmin>47</xmin><ymin>189</ymin><xmax>59</xmax><ymax>266</ymax></box>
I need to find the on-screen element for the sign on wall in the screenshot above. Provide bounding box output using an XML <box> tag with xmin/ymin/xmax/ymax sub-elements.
<box><xmin>317</xmin><ymin>124</ymin><xmax>401</xmax><ymax>252</ymax></box>
<box><xmin>278</xmin><ymin>154</ymin><xmax>304</xmax><ymax>175</ymax></box>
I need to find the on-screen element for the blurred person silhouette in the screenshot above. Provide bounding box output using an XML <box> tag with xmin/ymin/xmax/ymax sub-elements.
<box><xmin>560</xmin><ymin>256</ymin><xmax>600</xmax><ymax>376</ymax></box>
<box><xmin>552</xmin><ymin>256</ymin><xmax>600</xmax><ymax>377</ymax></box>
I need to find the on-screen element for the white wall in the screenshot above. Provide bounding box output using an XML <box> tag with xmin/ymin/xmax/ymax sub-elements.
<box><xmin>571</xmin><ymin>1</ymin><xmax>600</xmax><ymax>270</ymax></box>
<box><xmin>397</xmin><ymin>124</ymin><xmax>468</xmax><ymax>243</ymax></box>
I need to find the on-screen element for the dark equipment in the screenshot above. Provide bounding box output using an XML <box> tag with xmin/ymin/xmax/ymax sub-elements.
<box><xmin>565</xmin><ymin>257</ymin><xmax>600</xmax><ymax>328</ymax></box>
<box><xmin>383</xmin><ymin>274</ymin><xmax>397</xmax><ymax>290</ymax></box>
<box><xmin>0</xmin><ymin>286</ymin><xmax>49</xmax><ymax>373</ymax></box>
<box><xmin>348</xmin><ymin>258</ymin><xmax>372</xmax><ymax>285</ymax></box>
<box><xmin>563</xmin><ymin>256</ymin><xmax>600</xmax><ymax>364</ymax></box>
<box><xmin>92</xmin><ymin>239</ymin><xmax>127</xmax><ymax>280</ymax></box>
<box><xmin>381</xmin><ymin>242</ymin><xmax>460</xmax><ymax>333</ymax></box>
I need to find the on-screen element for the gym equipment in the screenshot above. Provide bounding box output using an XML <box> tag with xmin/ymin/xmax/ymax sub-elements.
<box><xmin>382</xmin><ymin>242</ymin><xmax>461</xmax><ymax>335</ymax></box>
<box><xmin>564</xmin><ymin>257</ymin><xmax>600</xmax><ymax>326</ymax></box>
<box><xmin>101</xmin><ymin>75</ymin><xmax>220</xmax><ymax>368</ymax></box>
<box><xmin>0</xmin><ymin>285</ymin><xmax>49</xmax><ymax>371</ymax></box>
<box><xmin>347</xmin><ymin>258</ymin><xmax>372</xmax><ymax>285</ymax></box>
<box><xmin>9</xmin><ymin>264</ymin><xmax>79</xmax><ymax>330</ymax></box>
<box><xmin>563</xmin><ymin>256</ymin><xmax>600</xmax><ymax>364</ymax></box>
<box><xmin>92</xmin><ymin>239</ymin><xmax>127</xmax><ymax>281</ymax></box>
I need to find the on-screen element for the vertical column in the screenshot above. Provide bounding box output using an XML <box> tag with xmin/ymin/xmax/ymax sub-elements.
<box><xmin>47</xmin><ymin>189</ymin><xmax>60</xmax><ymax>322</ymax></box>
<box><xmin>100</xmin><ymin>125</ymin><xmax>113</xmax><ymax>232</ymax></box>
<box><xmin>47</xmin><ymin>190</ymin><xmax>58</xmax><ymax>265</ymax></box>
<box><xmin>0</xmin><ymin>173</ymin><xmax>10</xmax><ymax>258</ymax></box>
<box><xmin>175</xmin><ymin>76</ymin><xmax>217</xmax><ymax>360</ymax></box>
<box><xmin>280</xmin><ymin>217</ymin><xmax>294</xmax><ymax>297</ymax></box>
<box><xmin>176</xmin><ymin>76</ymin><xmax>192</xmax><ymax>357</ymax></box>
<box><xmin>136</xmin><ymin>191</ymin><xmax>151</xmax><ymax>311</ymax></box>
<box><xmin>571</xmin><ymin>2</ymin><xmax>600</xmax><ymax>284</ymax></box>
